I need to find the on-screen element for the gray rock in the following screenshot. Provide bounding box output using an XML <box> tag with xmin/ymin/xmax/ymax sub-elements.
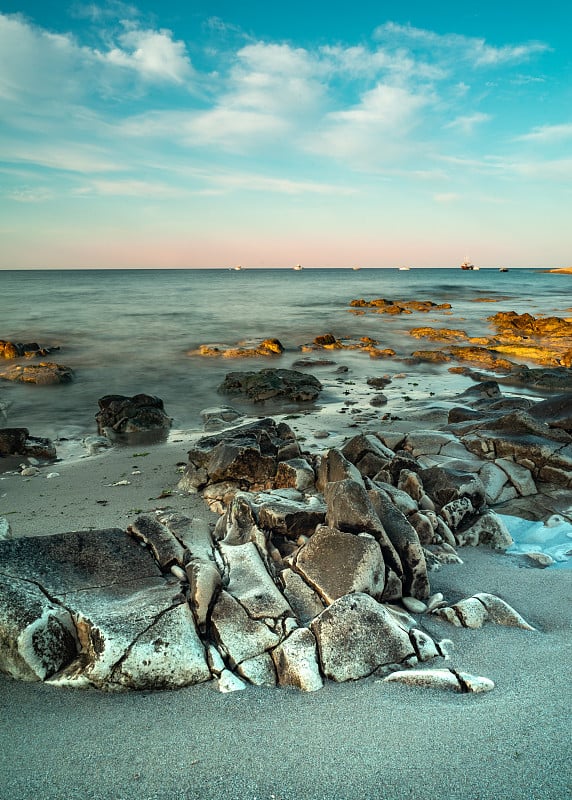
<box><xmin>218</xmin><ymin>368</ymin><xmax>322</xmax><ymax>403</ymax></box>
<box><xmin>219</xmin><ymin>541</ymin><xmax>293</xmax><ymax>620</ymax></box>
<box><xmin>128</xmin><ymin>515</ymin><xmax>186</xmax><ymax>571</ymax></box>
<box><xmin>185</xmin><ymin>557</ymin><xmax>222</xmax><ymax>630</ymax></box>
<box><xmin>96</xmin><ymin>394</ymin><xmax>171</xmax><ymax>437</ymax></box>
<box><xmin>310</xmin><ymin>593</ymin><xmax>415</xmax><ymax>682</ymax></box>
<box><xmin>495</xmin><ymin>458</ymin><xmax>537</xmax><ymax>496</ymax></box>
<box><xmin>478</xmin><ymin>462</ymin><xmax>509</xmax><ymax>504</ymax></box>
<box><xmin>274</xmin><ymin>458</ymin><xmax>315</xmax><ymax>491</ymax></box>
<box><xmin>272</xmin><ymin>627</ymin><xmax>323</xmax><ymax>692</ymax></box>
<box><xmin>210</xmin><ymin>590</ymin><xmax>281</xmax><ymax>667</ymax></box>
<box><xmin>280</xmin><ymin>568</ymin><xmax>325</xmax><ymax>625</ymax></box>
<box><xmin>293</xmin><ymin>526</ymin><xmax>385</xmax><ymax>604</ymax></box>
<box><xmin>256</xmin><ymin>494</ymin><xmax>326</xmax><ymax>540</ymax></box>
<box><xmin>315</xmin><ymin>448</ymin><xmax>364</xmax><ymax>492</ymax></box>
<box><xmin>456</xmin><ymin>511</ymin><xmax>513</xmax><ymax>550</ymax></box>
<box><xmin>0</xmin><ymin>574</ymin><xmax>78</xmax><ymax>681</ymax></box>
<box><xmin>237</xmin><ymin>652</ymin><xmax>277</xmax><ymax>686</ymax></box>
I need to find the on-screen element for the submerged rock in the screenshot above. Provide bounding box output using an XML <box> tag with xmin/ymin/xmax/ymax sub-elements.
<box><xmin>96</xmin><ymin>394</ymin><xmax>172</xmax><ymax>439</ymax></box>
<box><xmin>0</xmin><ymin>362</ymin><xmax>73</xmax><ymax>385</ymax></box>
<box><xmin>218</xmin><ymin>368</ymin><xmax>322</xmax><ymax>403</ymax></box>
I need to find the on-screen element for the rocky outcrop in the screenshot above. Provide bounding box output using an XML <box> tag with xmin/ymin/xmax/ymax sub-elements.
<box><xmin>0</xmin><ymin>340</ymin><xmax>59</xmax><ymax>360</ymax></box>
<box><xmin>348</xmin><ymin>299</ymin><xmax>452</xmax><ymax>314</ymax></box>
<box><xmin>300</xmin><ymin>333</ymin><xmax>396</xmax><ymax>359</ymax></box>
<box><xmin>218</xmin><ymin>368</ymin><xmax>322</xmax><ymax>403</ymax></box>
<box><xmin>95</xmin><ymin>394</ymin><xmax>172</xmax><ymax>439</ymax></box>
<box><xmin>190</xmin><ymin>338</ymin><xmax>284</xmax><ymax>358</ymax></box>
<box><xmin>0</xmin><ymin>362</ymin><xmax>73</xmax><ymax>385</ymax></box>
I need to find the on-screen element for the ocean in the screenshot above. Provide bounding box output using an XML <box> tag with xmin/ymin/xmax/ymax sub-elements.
<box><xmin>1</xmin><ymin>267</ymin><xmax>570</xmax><ymax>439</ymax></box>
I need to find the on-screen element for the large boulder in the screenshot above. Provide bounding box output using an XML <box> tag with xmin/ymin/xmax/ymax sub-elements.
<box><xmin>218</xmin><ymin>368</ymin><xmax>322</xmax><ymax>403</ymax></box>
<box><xmin>292</xmin><ymin>526</ymin><xmax>385</xmax><ymax>604</ymax></box>
<box><xmin>310</xmin><ymin>593</ymin><xmax>416</xmax><ymax>682</ymax></box>
<box><xmin>96</xmin><ymin>394</ymin><xmax>172</xmax><ymax>438</ymax></box>
<box><xmin>0</xmin><ymin>428</ymin><xmax>56</xmax><ymax>460</ymax></box>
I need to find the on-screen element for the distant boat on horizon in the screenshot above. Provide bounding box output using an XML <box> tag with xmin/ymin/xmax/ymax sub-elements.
<box><xmin>293</xmin><ymin>264</ymin><xmax>303</xmax><ymax>271</ymax></box>
<box><xmin>352</xmin><ymin>265</ymin><xmax>361</xmax><ymax>271</ymax></box>
<box><xmin>460</xmin><ymin>260</ymin><xmax>475</xmax><ymax>270</ymax></box>
<box><xmin>398</xmin><ymin>266</ymin><xmax>411</xmax><ymax>271</ymax></box>
<box><xmin>499</xmin><ymin>267</ymin><xmax>509</xmax><ymax>272</ymax></box>
<box><xmin>231</xmin><ymin>265</ymin><xmax>243</xmax><ymax>271</ymax></box>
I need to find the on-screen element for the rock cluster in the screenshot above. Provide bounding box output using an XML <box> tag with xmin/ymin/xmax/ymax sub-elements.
<box><xmin>348</xmin><ymin>299</ymin><xmax>452</xmax><ymax>314</ymax></box>
<box><xmin>300</xmin><ymin>333</ymin><xmax>396</xmax><ymax>359</ymax></box>
<box><xmin>0</xmin><ymin>427</ymin><xmax>56</xmax><ymax>461</ymax></box>
<box><xmin>189</xmin><ymin>338</ymin><xmax>284</xmax><ymax>358</ymax></box>
<box><xmin>0</xmin><ymin>414</ymin><xmax>539</xmax><ymax>694</ymax></box>
<box><xmin>0</xmin><ymin>340</ymin><xmax>59</xmax><ymax>359</ymax></box>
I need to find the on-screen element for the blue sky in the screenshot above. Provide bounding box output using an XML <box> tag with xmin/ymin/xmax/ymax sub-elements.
<box><xmin>1</xmin><ymin>0</ymin><xmax>571</xmax><ymax>268</ymax></box>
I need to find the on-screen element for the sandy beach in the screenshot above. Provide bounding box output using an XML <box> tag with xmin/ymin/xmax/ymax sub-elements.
<box><xmin>1</xmin><ymin>410</ymin><xmax>571</xmax><ymax>800</ymax></box>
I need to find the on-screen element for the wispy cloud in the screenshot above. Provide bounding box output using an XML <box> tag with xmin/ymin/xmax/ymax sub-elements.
<box><xmin>516</xmin><ymin>122</ymin><xmax>572</xmax><ymax>143</ymax></box>
<box><xmin>445</xmin><ymin>112</ymin><xmax>491</xmax><ymax>134</ymax></box>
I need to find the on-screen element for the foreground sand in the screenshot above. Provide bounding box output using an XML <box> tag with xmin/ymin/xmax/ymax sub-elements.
<box><xmin>0</xmin><ymin>546</ymin><xmax>570</xmax><ymax>800</ymax></box>
<box><xmin>1</xmin><ymin>414</ymin><xmax>571</xmax><ymax>799</ymax></box>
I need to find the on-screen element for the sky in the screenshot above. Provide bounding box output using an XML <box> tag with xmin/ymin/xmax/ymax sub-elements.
<box><xmin>1</xmin><ymin>0</ymin><xmax>571</xmax><ymax>269</ymax></box>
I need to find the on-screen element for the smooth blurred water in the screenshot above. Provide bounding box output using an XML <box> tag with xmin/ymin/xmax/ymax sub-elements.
<box><xmin>1</xmin><ymin>267</ymin><xmax>570</xmax><ymax>437</ymax></box>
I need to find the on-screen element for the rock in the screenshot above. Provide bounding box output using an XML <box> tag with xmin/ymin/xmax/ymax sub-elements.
<box><xmin>178</xmin><ymin>418</ymin><xmax>298</xmax><ymax>491</ymax></box>
<box><xmin>237</xmin><ymin>652</ymin><xmax>277</xmax><ymax>686</ymax></box>
<box><xmin>0</xmin><ymin>428</ymin><xmax>56</xmax><ymax>461</ymax></box>
<box><xmin>0</xmin><ymin>340</ymin><xmax>59</xmax><ymax>360</ymax></box>
<box><xmin>82</xmin><ymin>435</ymin><xmax>112</xmax><ymax>455</ymax></box>
<box><xmin>191</xmin><ymin>338</ymin><xmax>284</xmax><ymax>358</ymax></box>
<box><xmin>280</xmin><ymin>569</ymin><xmax>325</xmax><ymax>625</ymax></box>
<box><xmin>96</xmin><ymin>394</ymin><xmax>172</xmax><ymax>438</ymax></box>
<box><xmin>432</xmin><ymin>593</ymin><xmax>535</xmax><ymax>631</ymax></box>
<box><xmin>456</xmin><ymin>511</ymin><xmax>513</xmax><ymax>550</ymax></box>
<box><xmin>367</xmin><ymin>489</ymin><xmax>430</xmax><ymax>600</ymax></box>
<box><xmin>473</xmin><ymin>593</ymin><xmax>536</xmax><ymax>630</ymax></box>
<box><xmin>200</xmin><ymin>406</ymin><xmax>243</xmax><ymax>431</ymax></box>
<box><xmin>310</xmin><ymin>593</ymin><xmax>415</xmax><ymax>682</ymax></box>
<box><xmin>324</xmin><ymin>478</ymin><xmax>384</xmax><ymax>537</ymax></box>
<box><xmin>315</xmin><ymin>448</ymin><xmax>364</xmax><ymax>492</ymax></box>
<box><xmin>0</xmin><ymin>574</ymin><xmax>78</xmax><ymax>681</ymax></box>
<box><xmin>217</xmin><ymin>669</ymin><xmax>247</xmax><ymax>692</ymax></box>
<box><xmin>274</xmin><ymin>458</ymin><xmax>315</xmax><ymax>491</ymax></box>
<box><xmin>0</xmin><ymin>362</ymin><xmax>73</xmax><ymax>384</ymax></box>
<box><xmin>292</xmin><ymin>526</ymin><xmax>385</xmax><ymax>604</ymax></box>
<box><xmin>341</xmin><ymin>433</ymin><xmax>394</xmax><ymax>477</ymax></box>
<box><xmin>418</xmin><ymin>465</ymin><xmax>485</xmax><ymax>513</ymax></box>
<box><xmin>218</xmin><ymin>368</ymin><xmax>322</xmax><ymax>403</ymax></box>
<box><xmin>478</xmin><ymin>462</ymin><xmax>509</xmax><ymax>504</ymax></box>
<box><xmin>495</xmin><ymin>458</ymin><xmax>537</xmax><ymax>497</ymax></box>
<box><xmin>256</xmin><ymin>494</ymin><xmax>326</xmax><ymax>540</ymax></box>
<box><xmin>272</xmin><ymin>627</ymin><xmax>323</xmax><ymax>692</ymax></box>
<box><xmin>185</xmin><ymin>557</ymin><xmax>222</xmax><ymax>630</ymax></box>
<box><xmin>127</xmin><ymin>515</ymin><xmax>186</xmax><ymax>571</ymax></box>
<box><xmin>384</xmin><ymin>668</ymin><xmax>494</xmax><ymax>693</ymax></box>
<box><xmin>210</xmin><ymin>590</ymin><xmax>281</xmax><ymax>668</ymax></box>
<box><xmin>219</xmin><ymin>540</ymin><xmax>293</xmax><ymax>620</ymax></box>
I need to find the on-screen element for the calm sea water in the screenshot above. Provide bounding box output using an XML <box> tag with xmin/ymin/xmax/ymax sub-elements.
<box><xmin>1</xmin><ymin>268</ymin><xmax>570</xmax><ymax>439</ymax></box>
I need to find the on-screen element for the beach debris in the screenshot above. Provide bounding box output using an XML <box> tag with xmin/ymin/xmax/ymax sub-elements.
<box><xmin>383</xmin><ymin>668</ymin><xmax>494</xmax><ymax>693</ymax></box>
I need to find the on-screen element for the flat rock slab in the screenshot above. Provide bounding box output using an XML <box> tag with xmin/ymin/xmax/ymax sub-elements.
<box><xmin>0</xmin><ymin>530</ymin><xmax>209</xmax><ymax>689</ymax></box>
<box><xmin>0</xmin><ymin>529</ymin><xmax>162</xmax><ymax>595</ymax></box>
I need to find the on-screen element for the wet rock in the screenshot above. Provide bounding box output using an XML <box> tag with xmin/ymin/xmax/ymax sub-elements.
<box><xmin>272</xmin><ymin>627</ymin><xmax>323</xmax><ymax>692</ymax></box>
<box><xmin>0</xmin><ymin>428</ymin><xmax>56</xmax><ymax>461</ymax></box>
<box><xmin>293</xmin><ymin>526</ymin><xmax>385</xmax><ymax>604</ymax></box>
<box><xmin>0</xmin><ymin>340</ymin><xmax>59</xmax><ymax>360</ymax></box>
<box><xmin>310</xmin><ymin>593</ymin><xmax>415</xmax><ymax>682</ymax></box>
<box><xmin>218</xmin><ymin>368</ymin><xmax>322</xmax><ymax>403</ymax></box>
<box><xmin>200</xmin><ymin>406</ymin><xmax>243</xmax><ymax>431</ymax></box>
<box><xmin>191</xmin><ymin>338</ymin><xmax>284</xmax><ymax>358</ymax></box>
<box><xmin>0</xmin><ymin>362</ymin><xmax>73</xmax><ymax>385</ymax></box>
<box><xmin>96</xmin><ymin>394</ymin><xmax>172</xmax><ymax>438</ymax></box>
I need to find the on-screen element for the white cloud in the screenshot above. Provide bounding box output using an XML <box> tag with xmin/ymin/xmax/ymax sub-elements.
<box><xmin>100</xmin><ymin>26</ymin><xmax>193</xmax><ymax>84</ymax></box>
<box><xmin>2</xmin><ymin>142</ymin><xmax>123</xmax><ymax>174</ymax></box>
<box><xmin>81</xmin><ymin>178</ymin><xmax>186</xmax><ymax>197</ymax></box>
<box><xmin>445</xmin><ymin>112</ymin><xmax>491</xmax><ymax>134</ymax></box>
<box><xmin>434</xmin><ymin>192</ymin><xmax>460</xmax><ymax>203</ymax></box>
<box><xmin>374</xmin><ymin>22</ymin><xmax>550</xmax><ymax>68</ymax></box>
<box><xmin>516</xmin><ymin>123</ymin><xmax>572</xmax><ymax>143</ymax></box>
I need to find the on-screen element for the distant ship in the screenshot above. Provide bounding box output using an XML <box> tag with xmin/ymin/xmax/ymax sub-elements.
<box><xmin>499</xmin><ymin>267</ymin><xmax>509</xmax><ymax>272</ymax></box>
<box><xmin>460</xmin><ymin>260</ymin><xmax>475</xmax><ymax>270</ymax></box>
<box><xmin>352</xmin><ymin>266</ymin><xmax>361</xmax><ymax>271</ymax></box>
<box><xmin>231</xmin><ymin>265</ymin><xmax>243</xmax><ymax>271</ymax></box>
<box><xmin>293</xmin><ymin>264</ymin><xmax>303</xmax><ymax>271</ymax></box>
<box><xmin>398</xmin><ymin>266</ymin><xmax>411</xmax><ymax>271</ymax></box>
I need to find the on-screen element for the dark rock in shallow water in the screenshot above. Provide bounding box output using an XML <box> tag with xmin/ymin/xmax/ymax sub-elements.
<box><xmin>218</xmin><ymin>368</ymin><xmax>322</xmax><ymax>403</ymax></box>
<box><xmin>0</xmin><ymin>427</ymin><xmax>56</xmax><ymax>461</ymax></box>
<box><xmin>0</xmin><ymin>340</ymin><xmax>59</xmax><ymax>360</ymax></box>
<box><xmin>96</xmin><ymin>394</ymin><xmax>172</xmax><ymax>439</ymax></box>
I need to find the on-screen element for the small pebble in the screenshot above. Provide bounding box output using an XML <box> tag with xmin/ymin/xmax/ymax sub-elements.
<box><xmin>46</xmin><ymin>472</ymin><xmax>60</xmax><ymax>479</ymax></box>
